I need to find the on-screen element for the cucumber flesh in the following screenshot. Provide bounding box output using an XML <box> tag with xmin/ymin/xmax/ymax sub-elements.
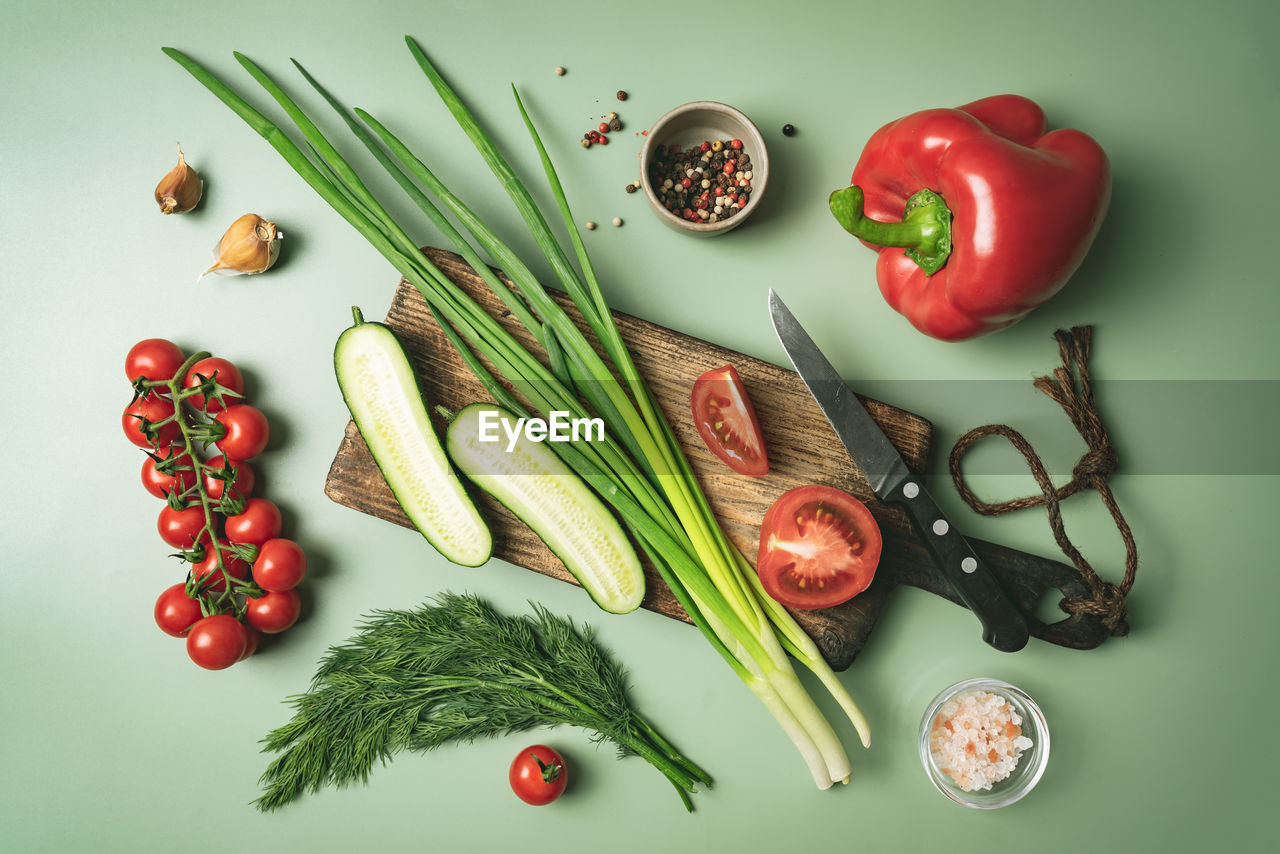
<box><xmin>335</xmin><ymin>309</ymin><xmax>492</xmax><ymax>567</ymax></box>
<box><xmin>446</xmin><ymin>403</ymin><xmax>644</xmax><ymax>614</ymax></box>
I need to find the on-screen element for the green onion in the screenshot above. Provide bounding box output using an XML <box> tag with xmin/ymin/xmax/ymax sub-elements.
<box><xmin>164</xmin><ymin>39</ymin><xmax>870</xmax><ymax>788</ymax></box>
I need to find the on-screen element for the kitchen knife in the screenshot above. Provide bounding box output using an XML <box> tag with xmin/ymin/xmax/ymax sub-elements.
<box><xmin>768</xmin><ymin>289</ymin><xmax>1030</xmax><ymax>652</ymax></box>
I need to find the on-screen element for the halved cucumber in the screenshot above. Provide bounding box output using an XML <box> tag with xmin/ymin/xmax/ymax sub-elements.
<box><xmin>334</xmin><ymin>308</ymin><xmax>492</xmax><ymax>567</ymax></box>
<box><xmin>446</xmin><ymin>403</ymin><xmax>644</xmax><ymax>614</ymax></box>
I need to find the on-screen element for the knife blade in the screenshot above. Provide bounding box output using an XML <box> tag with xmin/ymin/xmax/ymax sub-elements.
<box><xmin>768</xmin><ymin>289</ymin><xmax>1029</xmax><ymax>652</ymax></box>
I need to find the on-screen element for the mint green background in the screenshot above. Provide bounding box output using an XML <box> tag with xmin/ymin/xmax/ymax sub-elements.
<box><xmin>2</xmin><ymin>0</ymin><xmax>1276</xmax><ymax>851</ymax></box>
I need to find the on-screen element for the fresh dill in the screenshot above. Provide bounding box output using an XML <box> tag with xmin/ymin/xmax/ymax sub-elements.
<box><xmin>255</xmin><ymin>593</ymin><xmax>712</xmax><ymax>811</ymax></box>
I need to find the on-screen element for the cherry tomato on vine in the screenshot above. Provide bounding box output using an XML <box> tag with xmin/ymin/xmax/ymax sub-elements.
<box><xmin>125</xmin><ymin>338</ymin><xmax>186</xmax><ymax>388</ymax></box>
<box><xmin>191</xmin><ymin>541</ymin><xmax>251</xmax><ymax>592</ymax></box>
<box><xmin>691</xmin><ymin>364</ymin><xmax>769</xmax><ymax>477</ymax></box>
<box><xmin>756</xmin><ymin>485</ymin><xmax>883</xmax><ymax>610</ymax></box>
<box><xmin>157</xmin><ymin>504</ymin><xmax>210</xmax><ymax>550</ymax></box>
<box><xmin>224</xmin><ymin>498</ymin><xmax>282</xmax><ymax>547</ymax></box>
<box><xmin>239</xmin><ymin>626</ymin><xmax>261</xmax><ymax>661</ymax></box>
<box><xmin>202</xmin><ymin>455</ymin><xmax>255</xmax><ymax>502</ymax></box>
<box><xmin>252</xmin><ymin>538</ymin><xmax>307</xmax><ymax>591</ymax></box>
<box><xmin>141</xmin><ymin>445</ymin><xmax>198</xmax><ymax>499</ymax></box>
<box><xmin>183</xmin><ymin>357</ymin><xmax>245</xmax><ymax>413</ymax></box>
<box><xmin>123</xmin><ymin>394</ymin><xmax>181</xmax><ymax>449</ymax></box>
<box><xmin>509</xmin><ymin>745</ymin><xmax>568</xmax><ymax>805</ymax></box>
<box><xmin>244</xmin><ymin>589</ymin><xmax>301</xmax><ymax>634</ymax></box>
<box><xmin>186</xmin><ymin>614</ymin><xmax>248</xmax><ymax>670</ymax></box>
<box><xmin>214</xmin><ymin>404</ymin><xmax>270</xmax><ymax>461</ymax></box>
<box><xmin>154</xmin><ymin>583</ymin><xmax>204</xmax><ymax>638</ymax></box>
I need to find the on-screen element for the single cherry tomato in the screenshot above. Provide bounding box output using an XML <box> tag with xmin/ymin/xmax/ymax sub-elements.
<box><xmin>125</xmin><ymin>339</ymin><xmax>186</xmax><ymax>388</ymax></box>
<box><xmin>186</xmin><ymin>615</ymin><xmax>248</xmax><ymax>670</ymax></box>
<box><xmin>123</xmin><ymin>393</ymin><xmax>181</xmax><ymax>449</ymax></box>
<box><xmin>191</xmin><ymin>540</ymin><xmax>251</xmax><ymax>592</ymax></box>
<box><xmin>157</xmin><ymin>504</ymin><xmax>210</xmax><ymax>550</ymax></box>
<box><xmin>691</xmin><ymin>365</ymin><xmax>769</xmax><ymax>476</ymax></box>
<box><xmin>203</xmin><ymin>455</ymin><xmax>255</xmax><ymax>502</ymax></box>
<box><xmin>252</xmin><ymin>538</ymin><xmax>307</xmax><ymax>591</ymax></box>
<box><xmin>756</xmin><ymin>485</ymin><xmax>883</xmax><ymax>610</ymax></box>
<box><xmin>214</xmin><ymin>404</ymin><xmax>270</xmax><ymax>460</ymax></box>
<box><xmin>509</xmin><ymin>745</ymin><xmax>568</xmax><ymax>806</ymax></box>
<box><xmin>224</xmin><ymin>497</ymin><xmax>282</xmax><ymax>547</ymax></box>
<box><xmin>154</xmin><ymin>583</ymin><xmax>205</xmax><ymax>638</ymax></box>
<box><xmin>141</xmin><ymin>445</ymin><xmax>198</xmax><ymax>499</ymax></box>
<box><xmin>238</xmin><ymin>626</ymin><xmax>261</xmax><ymax>661</ymax></box>
<box><xmin>244</xmin><ymin>589</ymin><xmax>302</xmax><ymax>634</ymax></box>
<box><xmin>183</xmin><ymin>357</ymin><xmax>245</xmax><ymax>413</ymax></box>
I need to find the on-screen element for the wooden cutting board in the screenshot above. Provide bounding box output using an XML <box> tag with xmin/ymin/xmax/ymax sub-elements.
<box><xmin>325</xmin><ymin>248</ymin><xmax>934</xmax><ymax>670</ymax></box>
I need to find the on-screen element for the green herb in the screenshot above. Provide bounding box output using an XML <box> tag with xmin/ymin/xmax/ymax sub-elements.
<box><xmin>256</xmin><ymin>593</ymin><xmax>711</xmax><ymax>811</ymax></box>
<box><xmin>164</xmin><ymin>39</ymin><xmax>870</xmax><ymax>790</ymax></box>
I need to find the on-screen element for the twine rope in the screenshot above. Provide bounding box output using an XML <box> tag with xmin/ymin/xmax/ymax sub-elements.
<box><xmin>948</xmin><ymin>326</ymin><xmax>1137</xmax><ymax>635</ymax></box>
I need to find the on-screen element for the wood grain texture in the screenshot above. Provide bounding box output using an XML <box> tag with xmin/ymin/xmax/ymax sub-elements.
<box><xmin>325</xmin><ymin>248</ymin><xmax>934</xmax><ymax>669</ymax></box>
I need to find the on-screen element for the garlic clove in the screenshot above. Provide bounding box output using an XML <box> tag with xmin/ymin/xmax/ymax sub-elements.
<box><xmin>155</xmin><ymin>143</ymin><xmax>203</xmax><ymax>214</ymax></box>
<box><xmin>200</xmin><ymin>214</ymin><xmax>283</xmax><ymax>280</ymax></box>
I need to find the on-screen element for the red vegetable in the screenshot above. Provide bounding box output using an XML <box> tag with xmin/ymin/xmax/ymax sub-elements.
<box><xmin>509</xmin><ymin>745</ymin><xmax>568</xmax><ymax>805</ymax></box>
<box><xmin>756</xmin><ymin>485</ymin><xmax>882</xmax><ymax>610</ymax></box>
<box><xmin>224</xmin><ymin>497</ymin><xmax>282</xmax><ymax>547</ymax></box>
<box><xmin>157</xmin><ymin>504</ymin><xmax>209</xmax><ymax>550</ymax></box>
<box><xmin>186</xmin><ymin>614</ymin><xmax>248</xmax><ymax>670</ymax></box>
<box><xmin>244</xmin><ymin>589</ymin><xmax>302</xmax><ymax>634</ymax></box>
<box><xmin>141</xmin><ymin>445</ymin><xmax>197</xmax><ymax>499</ymax></box>
<box><xmin>691</xmin><ymin>365</ymin><xmax>768</xmax><ymax>476</ymax></box>
<box><xmin>154</xmin><ymin>583</ymin><xmax>204</xmax><ymax>637</ymax></box>
<box><xmin>830</xmin><ymin>94</ymin><xmax>1110</xmax><ymax>341</ymax></box>
<box><xmin>123</xmin><ymin>394</ymin><xmax>180</xmax><ymax>449</ymax></box>
<box><xmin>191</xmin><ymin>540</ymin><xmax>250</xmax><ymax>592</ymax></box>
<box><xmin>125</xmin><ymin>339</ymin><xmax>186</xmax><ymax>388</ymax></box>
<box><xmin>214</xmin><ymin>404</ymin><xmax>270</xmax><ymax>460</ymax></box>
<box><xmin>252</xmin><ymin>538</ymin><xmax>307</xmax><ymax>591</ymax></box>
<box><xmin>182</xmin><ymin>356</ymin><xmax>244</xmax><ymax>413</ymax></box>
<box><xmin>202</xmin><ymin>455</ymin><xmax>255</xmax><ymax>502</ymax></box>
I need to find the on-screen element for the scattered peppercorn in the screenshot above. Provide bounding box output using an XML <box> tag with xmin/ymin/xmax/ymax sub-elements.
<box><xmin>580</xmin><ymin>109</ymin><xmax>628</xmax><ymax>151</ymax></box>
<box><xmin>625</xmin><ymin>182</ymin><xmax>638</xmax><ymax>194</ymax></box>
<box><xmin>585</xmin><ymin>221</ymin><xmax>597</xmax><ymax>230</ymax></box>
<box><xmin>612</xmin><ymin>217</ymin><xmax>623</xmax><ymax>227</ymax></box>
<box><xmin>555</xmin><ymin>66</ymin><xmax>566</xmax><ymax>76</ymax></box>
<box><xmin>647</xmin><ymin>139</ymin><xmax>756</xmax><ymax>225</ymax></box>
<box><xmin>782</xmin><ymin>123</ymin><xmax>796</xmax><ymax>137</ymax></box>
<box><xmin>616</xmin><ymin>90</ymin><xmax>628</xmax><ymax>101</ymax></box>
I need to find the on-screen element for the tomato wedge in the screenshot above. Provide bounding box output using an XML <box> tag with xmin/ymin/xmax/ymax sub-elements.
<box><xmin>691</xmin><ymin>365</ymin><xmax>768</xmax><ymax>476</ymax></box>
<box><xmin>757</xmin><ymin>485</ymin><xmax>882</xmax><ymax>610</ymax></box>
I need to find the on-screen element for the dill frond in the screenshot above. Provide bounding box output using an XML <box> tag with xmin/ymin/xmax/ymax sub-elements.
<box><xmin>254</xmin><ymin>593</ymin><xmax>711</xmax><ymax>812</ymax></box>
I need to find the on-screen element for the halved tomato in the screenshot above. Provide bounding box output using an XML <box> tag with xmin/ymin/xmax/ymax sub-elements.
<box><xmin>757</xmin><ymin>485</ymin><xmax>882</xmax><ymax>610</ymax></box>
<box><xmin>691</xmin><ymin>365</ymin><xmax>768</xmax><ymax>476</ymax></box>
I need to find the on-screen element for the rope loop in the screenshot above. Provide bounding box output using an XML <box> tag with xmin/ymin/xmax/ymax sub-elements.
<box><xmin>949</xmin><ymin>326</ymin><xmax>1137</xmax><ymax>638</ymax></box>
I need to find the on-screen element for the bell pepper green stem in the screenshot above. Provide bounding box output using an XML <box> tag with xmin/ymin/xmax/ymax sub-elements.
<box><xmin>829</xmin><ymin>184</ymin><xmax>953</xmax><ymax>276</ymax></box>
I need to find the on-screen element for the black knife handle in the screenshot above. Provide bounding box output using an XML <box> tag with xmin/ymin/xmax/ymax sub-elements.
<box><xmin>883</xmin><ymin>477</ymin><xmax>1030</xmax><ymax>652</ymax></box>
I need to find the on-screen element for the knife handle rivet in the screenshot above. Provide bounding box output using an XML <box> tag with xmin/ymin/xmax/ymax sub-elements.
<box><xmin>961</xmin><ymin>557</ymin><xmax>977</xmax><ymax>574</ymax></box>
<box><xmin>932</xmin><ymin>519</ymin><xmax>950</xmax><ymax>536</ymax></box>
<box><xmin>903</xmin><ymin>482</ymin><xmax>920</xmax><ymax>499</ymax></box>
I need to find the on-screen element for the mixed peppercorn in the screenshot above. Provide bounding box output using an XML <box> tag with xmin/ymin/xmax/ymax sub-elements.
<box><xmin>647</xmin><ymin>138</ymin><xmax>754</xmax><ymax>224</ymax></box>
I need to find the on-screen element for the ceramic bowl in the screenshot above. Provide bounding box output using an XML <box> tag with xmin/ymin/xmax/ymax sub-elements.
<box><xmin>918</xmin><ymin>677</ymin><xmax>1050</xmax><ymax>809</ymax></box>
<box><xmin>638</xmin><ymin>101</ymin><xmax>768</xmax><ymax>236</ymax></box>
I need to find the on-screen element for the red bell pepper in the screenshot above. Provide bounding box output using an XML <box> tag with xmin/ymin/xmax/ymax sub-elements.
<box><xmin>830</xmin><ymin>95</ymin><xmax>1110</xmax><ymax>341</ymax></box>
